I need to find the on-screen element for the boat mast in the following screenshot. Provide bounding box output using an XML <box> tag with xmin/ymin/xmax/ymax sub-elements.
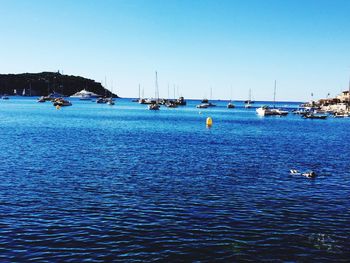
<box><xmin>104</xmin><ymin>76</ymin><xmax>107</xmax><ymax>97</ymax></box>
<box><xmin>167</xmin><ymin>83</ymin><xmax>169</xmax><ymax>100</ymax></box>
<box><xmin>348</xmin><ymin>76</ymin><xmax>350</xmax><ymax>110</ymax></box>
<box><xmin>273</xmin><ymin>80</ymin><xmax>276</xmax><ymax>108</ymax></box>
<box><xmin>155</xmin><ymin>71</ymin><xmax>159</xmax><ymax>103</ymax></box>
<box><xmin>138</xmin><ymin>84</ymin><xmax>140</xmax><ymax>99</ymax></box>
<box><xmin>111</xmin><ymin>80</ymin><xmax>113</xmax><ymax>97</ymax></box>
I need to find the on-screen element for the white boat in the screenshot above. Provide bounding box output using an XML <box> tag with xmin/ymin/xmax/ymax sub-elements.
<box><xmin>197</xmin><ymin>99</ymin><xmax>216</xmax><ymax>108</ymax></box>
<box><xmin>70</xmin><ymin>89</ymin><xmax>100</xmax><ymax>99</ymax></box>
<box><xmin>37</xmin><ymin>96</ymin><xmax>46</xmax><ymax>102</ymax></box>
<box><xmin>256</xmin><ymin>81</ymin><xmax>288</xmax><ymax>116</ymax></box>
<box><xmin>80</xmin><ymin>94</ymin><xmax>92</xmax><ymax>100</ymax></box>
<box><xmin>256</xmin><ymin>106</ymin><xmax>288</xmax><ymax>116</ymax></box>
<box><xmin>196</xmin><ymin>103</ymin><xmax>209</xmax><ymax>108</ymax></box>
<box><xmin>106</xmin><ymin>98</ymin><xmax>115</xmax><ymax>105</ymax></box>
<box><xmin>165</xmin><ymin>101</ymin><xmax>178</xmax><ymax>108</ymax></box>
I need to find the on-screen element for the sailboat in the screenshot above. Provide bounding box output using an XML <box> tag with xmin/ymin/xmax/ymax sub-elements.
<box><xmin>148</xmin><ymin>71</ymin><xmax>160</xmax><ymax>110</ymax></box>
<box><xmin>132</xmin><ymin>84</ymin><xmax>141</xmax><ymax>102</ymax></box>
<box><xmin>165</xmin><ymin>84</ymin><xmax>177</xmax><ymax>108</ymax></box>
<box><xmin>197</xmin><ymin>87</ymin><xmax>216</xmax><ymax>108</ymax></box>
<box><xmin>256</xmin><ymin>81</ymin><xmax>288</xmax><ymax>116</ymax></box>
<box><xmin>227</xmin><ymin>86</ymin><xmax>235</xmax><ymax>108</ymax></box>
<box><xmin>107</xmin><ymin>81</ymin><xmax>115</xmax><ymax>105</ymax></box>
<box><xmin>245</xmin><ymin>89</ymin><xmax>253</xmax><ymax>108</ymax></box>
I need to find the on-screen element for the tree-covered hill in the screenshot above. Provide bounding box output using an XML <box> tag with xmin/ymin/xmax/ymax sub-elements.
<box><xmin>0</xmin><ymin>72</ymin><xmax>119</xmax><ymax>97</ymax></box>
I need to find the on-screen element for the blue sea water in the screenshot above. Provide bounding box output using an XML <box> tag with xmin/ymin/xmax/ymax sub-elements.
<box><xmin>0</xmin><ymin>97</ymin><xmax>349</xmax><ymax>262</ymax></box>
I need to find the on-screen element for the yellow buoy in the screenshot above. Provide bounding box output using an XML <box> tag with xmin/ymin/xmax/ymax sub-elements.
<box><xmin>206</xmin><ymin>117</ymin><xmax>213</xmax><ymax>127</ymax></box>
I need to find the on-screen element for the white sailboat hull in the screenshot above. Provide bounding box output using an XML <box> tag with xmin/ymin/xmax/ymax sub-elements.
<box><xmin>256</xmin><ymin>107</ymin><xmax>288</xmax><ymax>116</ymax></box>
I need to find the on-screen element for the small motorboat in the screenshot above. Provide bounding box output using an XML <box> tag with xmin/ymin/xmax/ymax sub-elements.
<box><xmin>53</xmin><ymin>98</ymin><xmax>72</xmax><ymax>107</ymax></box>
<box><xmin>148</xmin><ymin>103</ymin><xmax>160</xmax><ymax>110</ymax></box>
<box><xmin>196</xmin><ymin>103</ymin><xmax>209</xmax><ymax>109</ymax></box>
<box><xmin>37</xmin><ymin>96</ymin><xmax>46</xmax><ymax>103</ymax></box>
<box><xmin>175</xmin><ymin>96</ymin><xmax>187</xmax><ymax>106</ymax></box>
<box><xmin>165</xmin><ymin>101</ymin><xmax>178</xmax><ymax>108</ymax></box>
<box><xmin>96</xmin><ymin>98</ymin><xmax>108</xmax><ymax>104</ymax></box>
<box><xmin>106</xmin><ymin>98</ymin><xmax>115</xmax><ymax>105</ymax></box>
<box><xmin>245</xmin><ymin>103</ymin><xmax>252</xmax><ymax>109</ymax></box>
<box><xmin>196</xmin><ymin>101</ymin><xmax>216</xmax><ymax>108</ymax></box>
<box><xmin>302</xmin><ymin>113</ymin><xmax>327</xmax><ymax>119</ymax></box>
<box><xmin>333</xmin><ymin>112</ymin><xmax>349</xmax><ymax>118</ymax></box>
<box><xmin>290</xmin><ymin>169</ymin><xmax>301</xmax><ymax>175</ymax></box>
<box><xmin>292</xmin><ymin>108</ymin><xmax>310</xmax><ymax>115</ymax></box>
<box><xmin>227</xmin><ymin>102</ymin><xmax>235</xmax><ymax>108</ymax></box>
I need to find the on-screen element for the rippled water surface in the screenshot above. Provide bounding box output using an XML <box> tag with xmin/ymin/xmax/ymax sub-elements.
<box><xmin>0</xmin><ymin>98</ymin><xmax>349</xmax><ymax>261</ymax></box>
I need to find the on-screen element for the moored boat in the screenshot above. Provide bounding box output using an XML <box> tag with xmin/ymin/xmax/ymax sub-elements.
<box><xmin>175</xmin><ymin>96</ymin><xmax>186</xmax><ymax>106</ymax></box>
<box><xmin>148</xmin><ymin>103</ymin><xmax>160</xmax><ymax>110</ymax></box>
<box><xmin>53</xmin><ymin>98</ymin><xmax>72</xmax><ymax>106</ymax></box>
<box><xmin>333</xmin><ymin>112</ymin><xmax>349</xmax><ymax>118</ymax></box>
<box><xmin>96</xmin><ymin>98</ymin><xmax>108</xmax><ymax>104</ymax></box>
<box><xmin>302</xmin><ymin>113</ymin><xmax>327</xmax><ymax>119</ymax></box>
<box><xmin>256</xmin><ymin>81</ymin><xmax>288</xmax><ymax>116</ymax></box>
<box><xmin>197</xmin><ymin>99</ymin><xmax>216</xmax><ymax>108</ymax></box>
<box><xmin>165</xmin><ymin>101</ymin><xmax>178</xmax><ymax>108</ymax></box>
<box><xmin>227</xmin><ymin>102</ymin><xmax>235</xmax><ymax>108</ymax></box>
<box><xmin>196</xmin><ymin>103</ymin><xmax>209</xmax><ymax>109</ymax></box>
<box><xmin>106</xmin><ymin>98</ymin><xmax>115</xmax><ymax>105</ymax></box>
<box><xmin>256</xmin><ymin>106</ymin><xmax>288</xmax><ymax>116</ymax></box>
<box><xmin>245</xmin><ymin>89</ymin><xmax>254</xmax><ymax>108</ymax></box>
<box><xmin>71</xmin><ymin>89</ymin><xmax>100</xmax><ymax>99</ymax></box>
<box><xmin>37</xmin><ymin>96</ymin><xmax>46</xmax><ymax>102</ymax></box>
<box><xmin>148</xmin><ymin>71</ymin><xmax>160</xmax><ymax>111</ymax></box>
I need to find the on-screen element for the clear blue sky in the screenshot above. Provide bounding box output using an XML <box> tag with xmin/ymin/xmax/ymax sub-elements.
<box><xmin>1</xmin><ymin>0</ymin><xmax>350</xmax><ymax>101</ymax></box>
